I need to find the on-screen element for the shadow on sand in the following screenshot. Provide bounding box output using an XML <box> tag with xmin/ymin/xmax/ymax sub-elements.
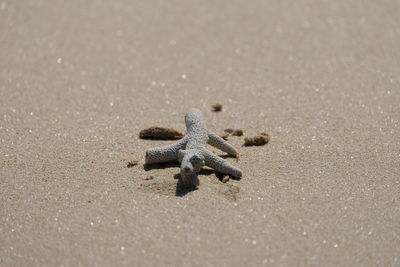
<box><xmin>173</xmin><ymin>175</ymin><xmax>197</xmax><ymax>196</ymax></box>
<box><xmin>144</xmin><ymin>161</ymin><xmax>180</xmax><ymax>171</ymax></box>
<box><xmin>144</xmin><ymin>162</ymin><xmax>216</xmax><ymax>197</ymax></box>
<box><xmin>143</xmin><ymin>155</ymin><xmax>240</xmax><ymax>196</ymax></box>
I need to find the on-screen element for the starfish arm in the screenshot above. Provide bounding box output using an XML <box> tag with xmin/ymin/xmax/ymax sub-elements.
<box><xmin>179</xmin><ymin>149</ymin><xmax>205</xmax><ymax>186</ymax></box>
<box><xmin>185</xmin><ymin>108</ymin><xmax>209</xmax><ymax>149</ymax></box>
<box><xmin>180</xmin><ymin>172</ymin><xmax>200</xmax><ymax>187</ymax></box>
<box><xmin>145</xmin><ymin>136</ymin><xmax>188</xmax><ymax>165</ymax></box>
<box><xmin>203</xmin><ymin>150</ymin><xmax>242</xmax><ymax>178</ymax></box>
<box><xmin>207</xmin><ymin>132</ymin><xmax>238</xmax><ymax>157</ymax></box>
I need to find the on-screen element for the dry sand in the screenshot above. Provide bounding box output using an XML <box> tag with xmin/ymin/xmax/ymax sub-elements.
<box><xmin>1</xmin><ymin>0</ymin><xmax>400</xmax><ymax>266</ymax></box>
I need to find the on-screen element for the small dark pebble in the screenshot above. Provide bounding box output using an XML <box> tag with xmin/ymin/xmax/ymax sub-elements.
<box><xmin>212</xmin><ymin>104</ymin><xmax>223</xmax><ymax>112</ymax></box>
<box><xmin>224</xmin><ymin>128</ymin><xmax>234</xmax><ymax>134</ymax></box>
<box><xmin>144</xmin><ymin>176</ymin><xmax>154</xmax><ymax>180</ymax></box>
<box><xmin>215</xmin><ymin>172</ymin><xmax>230</xmax><ymax>183</ymax></box>
<box><xmin>221</xmin><ymin>177</ymin><xmax>230</xmax><ymax>183</ymax></box>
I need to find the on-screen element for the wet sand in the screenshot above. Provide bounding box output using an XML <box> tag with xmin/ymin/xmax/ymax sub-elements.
<box><xmin>1</xmin><ymin>0</ymin><xmax>399</xmax><ymax>266</ymax></box>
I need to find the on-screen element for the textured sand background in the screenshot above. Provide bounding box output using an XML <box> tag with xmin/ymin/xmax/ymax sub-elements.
<box><xmin>1</xmin><ymin>0</ymin><xmax>399</xmax><ymax>266</ymax></box>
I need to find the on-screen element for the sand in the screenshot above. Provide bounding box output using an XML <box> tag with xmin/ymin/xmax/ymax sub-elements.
<box><xmin>1</xmin><ymin>0</ymin><xmax>399</xmax><ymax>266</ymax></box>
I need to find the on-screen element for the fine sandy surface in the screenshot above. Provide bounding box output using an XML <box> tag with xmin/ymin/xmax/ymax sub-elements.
<box><xmin>1</xmin><ymin>0</ymin><xmax>399</xmax><ymax>266</ymax></box>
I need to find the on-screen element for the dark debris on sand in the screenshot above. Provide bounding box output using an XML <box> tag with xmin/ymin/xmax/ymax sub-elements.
<box><xmin>243</xmin><ymin>134</ymin><xmax>270</xmax><ymax>146</ymax></box>
<box><xmin>139</xmin><ymin>127</ymin><xmax>185</xmax><ymax>140</ymax></box>
<box><xmin>212</xmin><ymin>104</ymin><xmax>223</xmax><ymax>112</ymax></box>
<box><xmin>127</xmin><ymin>160</ymin><xmax>139</xmax><ymax>168</ymax></box>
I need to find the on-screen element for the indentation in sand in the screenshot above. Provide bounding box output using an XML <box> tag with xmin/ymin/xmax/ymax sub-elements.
<box><xmin>217</xmin><ymin>184</ymin><xmax>240</xmax><ymax>202</ymax></box>
<box><xmin>138</xmin><ymin>177</ymin><xmax>241</xmax><ymax>201</ymax></box>
<box><xmin>138</xmin><ymin>180</ymin><xmax>177</xmax><ymax>196</ymax></box>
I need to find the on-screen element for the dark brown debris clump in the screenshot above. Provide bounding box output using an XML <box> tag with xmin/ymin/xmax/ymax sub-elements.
<box><xmin>231</xmin><ymin>129</ymin><xmax>244</xmax><ymax>136</ymax></box>
<box><xmin>212</xmin><ymin>104</ymin><xmax>223</xmax><ymax>112</ymax></box>
<box><xmin>243</xmin><ymin>134</ymin><xmax>270</xmax><ymax>146</ymax></box>
<box><xmin>221</xmin><ymin>128</ymin><xmax>243</xmax><ymax>140</ymax></box>
<box><xmin>139</xmin><ymin>127</ymin><xmax>185</xmax><ymax>140</ymax></box>
<box><xmin>127</xmin><ymin>160</ymin><xmax>139</xmax><ymax>168</ymax></box>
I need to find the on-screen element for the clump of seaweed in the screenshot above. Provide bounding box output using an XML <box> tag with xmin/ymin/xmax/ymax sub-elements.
<box><xmin>243</xmin><ymin>134</ymin><xmax>270</xmax><ymax>146</ymax></box>
<box><xmin>139</xmin><ymin>127</ymin><xmax>184</xmax><ymax>140</ymax></box>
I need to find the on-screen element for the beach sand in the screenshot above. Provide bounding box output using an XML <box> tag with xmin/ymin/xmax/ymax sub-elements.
<box><xmin>1</xmin><ymin>0</ymin><xmax>399</xmax><ymax>266</ymax></box>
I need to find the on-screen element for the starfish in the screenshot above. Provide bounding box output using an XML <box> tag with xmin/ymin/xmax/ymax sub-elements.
<box><xmin>145</xmin><ymin>108</ymin><xmax>242</xmax><ymax>187</ymax></box>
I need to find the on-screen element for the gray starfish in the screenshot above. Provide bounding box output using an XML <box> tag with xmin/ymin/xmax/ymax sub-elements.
<box><xmin>145</xmin><ymin>108</ymin><xmax>242</xmax><ymax>187</ymax></box>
